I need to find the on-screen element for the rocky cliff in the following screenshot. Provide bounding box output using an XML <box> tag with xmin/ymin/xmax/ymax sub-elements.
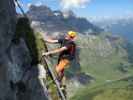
<box><xmin>0</xmin><ymin>0</ymin><xmax>48</xmax><ymax>100</ymax></box>
<box><xmin>0</xmin><ymin>0</ymin><xmax>16</xmax><ymax>99</ymax></box>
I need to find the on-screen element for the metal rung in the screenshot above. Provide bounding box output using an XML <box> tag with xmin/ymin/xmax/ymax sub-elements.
<box><xmin>44</xmin><ymin>57</ymin><xmax>66</xmax><ymax>100</ymax></box>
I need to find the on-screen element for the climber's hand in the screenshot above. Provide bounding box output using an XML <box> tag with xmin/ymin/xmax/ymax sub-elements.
<box><xmin>42</xmin><ymin>52</ymin><xmax>50</xmax><ymax>57</ymax></box>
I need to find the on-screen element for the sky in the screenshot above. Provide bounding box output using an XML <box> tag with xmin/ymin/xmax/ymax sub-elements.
<box><xmin>16</xmin><ymin>0</ymin><xmax>133</xmax><ymax>19</ymax></box>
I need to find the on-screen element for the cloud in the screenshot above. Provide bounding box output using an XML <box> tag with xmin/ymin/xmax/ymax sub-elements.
<box><xmin>17</xmin><ymin>0</ymin><xmax>92</xmax><ymax>12</ymax></box>
<box><xmin>35</xmin><ymin>1</ymin><xmax>43</xmax><ymax>6</ymax></box>
<box><xmin>27</xmin><ymin>3</ymin><xmax>32</xmax><ymax>8</ymax></box>
<box><xmin>27</xmin><ymin>1</ymin><xmax>44</xmax><ymax>9</ymax></box>
<box><xmin>60</xmin><ymin>0</ymin><xmax>91</xmax><ymax>10</ymax></box>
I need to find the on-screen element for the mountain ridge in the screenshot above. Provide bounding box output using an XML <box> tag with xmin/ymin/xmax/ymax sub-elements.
<box><xmin>92</xmin><ymin>17</ymin><xmax>133</xmax><ymax>42</ymax></box>
<box><xmin>27</xmin><ymin>5</ymin><xmax>103</xmax><ymax>35</ymax></box>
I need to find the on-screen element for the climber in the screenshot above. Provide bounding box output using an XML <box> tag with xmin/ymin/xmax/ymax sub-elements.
<box><xmin>42</xmin><ymin>31</ymin><xmax>77</xmax><ymax>89</ymax></box>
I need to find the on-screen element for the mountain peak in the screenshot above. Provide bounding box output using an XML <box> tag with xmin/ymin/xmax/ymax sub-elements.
<box><xmin>27</xmin><ymin>5</ymin><xmax>54</xmax><ymax>21</ymax></box>
<box><xmin>27</xmin><ymin>5</ymin><xmax>103</xmax><ymax>34</ymax></box>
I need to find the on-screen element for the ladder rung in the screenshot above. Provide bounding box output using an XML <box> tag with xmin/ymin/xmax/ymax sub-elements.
<box><xmin>41</xmin><ymin>56</ymin><xmax>66</xmax><ymax>100</ymax></box>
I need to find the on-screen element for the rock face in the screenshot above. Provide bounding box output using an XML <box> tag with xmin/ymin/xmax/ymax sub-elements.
<box><xmin>0</xmin><ymin>1</ymin><xmax>48</xmax><ymax>100</ymax></box>
<box><xmin>0</xmin><ymin>0</ymin><xmax>16</xmax><ymax>99</ymax></box>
